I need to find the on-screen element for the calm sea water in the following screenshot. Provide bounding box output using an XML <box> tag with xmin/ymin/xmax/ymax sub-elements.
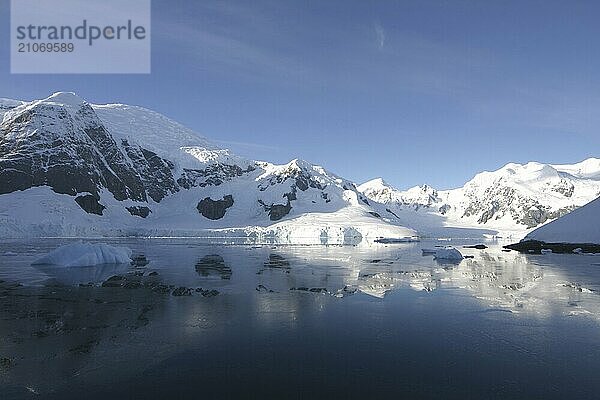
<box><xmin>1</xmin><ymin>238</ymin><xmax>600</xmax><ymax>399</ymax></box>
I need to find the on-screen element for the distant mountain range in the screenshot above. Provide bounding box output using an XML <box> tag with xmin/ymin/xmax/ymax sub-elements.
<box><xmin>359</xmin><ymin>159</ymin><xmax>600</xmax><ymax>238</ymax></box>
<box><xmin>1</xmin><ymin>92</ymin><xmax>598</xmax><ymax>242</ymax></box>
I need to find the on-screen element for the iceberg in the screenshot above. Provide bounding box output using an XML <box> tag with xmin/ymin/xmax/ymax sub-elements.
<box><xmin>32</xmin><ymin>242</ymin><xmax>132</xmax><ymax>267</ymax></box>
<box><xmin>433</xmin><ymin>247</ymin><xmax>464</xmax><ymax>261</ymax></box>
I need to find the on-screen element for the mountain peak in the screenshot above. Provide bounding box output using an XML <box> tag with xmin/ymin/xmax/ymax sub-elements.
<box><xmin>43</xmin><ymin>92</ymin><xmax>86</xmax><ymax>107</ymax></box>
<box><xmin>359</xmin><ymin>177</ymin><xmax>391</xmax><ymax>190</ymax></box>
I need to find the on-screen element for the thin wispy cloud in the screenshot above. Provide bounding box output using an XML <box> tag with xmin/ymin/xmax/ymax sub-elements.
<box><xmin>156</xmin><ymin>21</ymin><xmax>306</xmax><ymax>80</ymax></box>
<box><xmin>374</xmin><ymin>23</ymin><xmax>385</xmax><ymax>49</ymax></box>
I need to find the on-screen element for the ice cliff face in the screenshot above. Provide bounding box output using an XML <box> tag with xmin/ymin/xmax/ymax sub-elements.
<box><xmin>360</xmin><ymin>159</ymin><xmax>600</xmax><ymax>235</ymax></box>
<box><xmin>0</xmin><ymin>92</ymin><xmax>416</xmax><ymax>242</ymax></box>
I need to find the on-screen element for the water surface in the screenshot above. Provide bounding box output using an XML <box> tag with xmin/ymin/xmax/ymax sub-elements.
<box><xmin>1</xmin><ymin>238</ymin><xmax>600</xmax><ymax>399</ymax></box>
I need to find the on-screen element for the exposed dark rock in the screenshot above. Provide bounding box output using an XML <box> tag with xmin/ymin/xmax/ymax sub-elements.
<box><xmin>268</xmin><ymin>202</ymin><xmax>291</xmax><ymax>221</ymax></box>
<box><xmin>504</xmin><ymin>240</ymin><xmax>600</xmax><ymax>254</ymax></box>
<box><xmin>101</xmin><ymin>275</ymin><xmax>125</xmax><ymax>287</ymax></box>
<box><xmin>75</xmin><ymin>194</ymin><xmax>105</xmax><ymax>215</ymax></box>
<box><xmin>178</xmin><ymin>164</ymin><xmax>255</xmax><ymax>189</ymax></box>
<box><xmin>342</xmin><ymin>285</ymin><xmax>358</xmax><ymax>295</ymax></box>
<box><xmin>151</xmin><ymin>284</ymin><xmax>173</xmax><ymax>294</ymax></box>
<box><xmin>439</xmin><ymin>204</ymin><xmax>451</xmax><ymax>215</ymax></box>
<box><xmin>386</xmin><ymin>208</ymin><xmax>400</xmax><ymax>218</ymax></box>
<box><xmin>195</xmin><ymin>255</ymin><xmax>232</xmax><ymax>280</ymax></box>
<box><xmin>460</xmin><ymin>183</ymin><xmax>581</xmax><ymax>229</ymax></box>
<box><xmin>368</xmin><ymin>211</ymin><xmax>381</xmax><ymax>218</ymax></box>
<box><xmin>121</xmin><ymin>140</ymin><xmax>179</xmax><ymax>202</ymax></box>
<box><xmin>259</xmin><ymin>199</ymin><xmax>292</xmax><ymax>221</ymax></box>
<box><xmin>0</xmin><ymin>103</ymin><xmax>149</xmax><ymax>202</ymax></box>
<box><xmin>518</xmin><ymin>206</ymin><xmax>577</xmax><ymax>229</ymax></box>
<box><xmin>553</xmin><ymin>179</ymin><xmax>575</xmax><ymax>197</ymax></box>
<box><xmin>0</xmin><ymin>357</ymin><xmax>14</xmax><ymax>370</ymax></box>
<box><xmin>258</xmin><ymin>163</ymin><xmax>326</xmax><ymax>192</ymax></box>
<box><xmin>374</xmin><ymin>237</ymin><xmax>410</xmax><ymax>244</ymax></box>
<box><xmin>463</xmin><ymin>244</ymin><xmax>487</xmax><ymax>249</ymax></box>
<box><xmin>477</xmin><ymin>201</ymin><xmax>501</xmax><ymax>224</ymax></box>
<box><xmin>283</xmin><ymin>190</ymin><xmax>297</xmax><ymax>202</ymax></box>
<box><xmin>501</xmin><ymin>283</ymin><xmax>524</xmax><ymax>291</ymax></box>
<box><xmin>127</xmin><ymin>206</ymin><xmax>152</xmax><ymax>218</ymax></box>
<box><xmin>197</xmin><ymin>195</ymin><xmax>234</xmax><ymax>220</ymax></box>
<box><xmin>196</xmin><ymin>288</ymin><xmax>219</xmax><ymax>297</ymax></box>
<box><xmin>256</xmin><ymin>284</ymin><xmax>275</xmax><ymax>293</ymax></box>
<box><xmin>171</xmin><ymin>287</ymin><xmax>192</xmax><ymax>296</ymax></box>
<box><xmin>130</xmin><ymin>255</ymin><xmax>149</xmax><ymax>267</ymax></box>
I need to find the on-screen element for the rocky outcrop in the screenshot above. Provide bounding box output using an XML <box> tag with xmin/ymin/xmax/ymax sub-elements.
<box><xmin>120</xmin><ymin>139</ymin><xmax>179</xmax><ymax>202</ymax></box>
<box><xmin>196</xmin><ymin>195</ymin><xmax>234</xmax><ymax>220</ymax></box>
<box><xmin>259</xmin><ymin>198</ymin><xmax>292</xmax><ymax>221</ymax></box>
<box><xmin>75</xmin><ymin>194</ymin><xmax>105</xmax><ymax>215</ymax></box>
<box><xmin>504</xmin><ymin>240</ymin><xmax>600</xmax><ymax>254</ymax></box>
<box><xmin>269</xmin><ymin>203</ymin><xmax>291</xmax><ymax>221</ymax></box>
<box><xmin>126</xmin><ymin>206</ymin><xmax>152</xmax><ymax>218</ymax></box>
<box><xmin>178</xmin><ymin>164</ymin><xmax>255</xmax><ymax>189</ymax></box>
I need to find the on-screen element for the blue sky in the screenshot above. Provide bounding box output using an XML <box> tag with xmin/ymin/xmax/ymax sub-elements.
<box><xmin>1</xmin><ymin>0</ymin><xmax>600</xmax><ymax>189</ymax></box>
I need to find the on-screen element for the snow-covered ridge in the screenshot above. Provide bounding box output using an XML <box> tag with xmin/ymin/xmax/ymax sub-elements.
<box><xmin>360</xmin><ymin>158</ymin><xmax>600</xmax><ymax>238</ymax></box>
<box><xmin>0</xmin><ymin>92</ymin><xmax>416</xmax><ymax>244</ymax></box>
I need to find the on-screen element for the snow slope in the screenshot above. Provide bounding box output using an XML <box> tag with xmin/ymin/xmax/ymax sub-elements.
<box><xmin>360</xmin><ymin>160</ymin><xmax>600</xmax><ymax>239</ymax></box>
<box><xmin>0</xmin><ymin>92</ymin><xmax>416</xmax><ymax>244</ymax></box>
<box><xmin>524</xmin><ymin>196</ymin><xmax>600</xmax><ymax>244</ymax></box>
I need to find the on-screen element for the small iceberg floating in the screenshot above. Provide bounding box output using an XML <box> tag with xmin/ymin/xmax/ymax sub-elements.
<box><xmin>32</xmin><ymin>242</ymin><xmax>132</xmax><ymax>267</ymax></box>
<box><xmin>433</xmin><ymin>246</ymin><xmax>464</xmax><ymax>261</ymax></box>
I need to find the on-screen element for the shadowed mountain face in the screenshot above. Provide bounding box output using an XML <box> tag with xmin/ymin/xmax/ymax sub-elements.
<box><xmin>0</xmin><ymin>95</ymin><xmax>177</xmax><ymax>204</ymax></box>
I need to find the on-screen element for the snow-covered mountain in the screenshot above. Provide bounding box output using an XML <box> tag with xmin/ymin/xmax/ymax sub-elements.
<box><xmin>0</xmin><ymin>92</ymin><xmax>416</xmax><ymax>243</ymax></box>
<box><xmin>523</xmin><ymin>195</ymin><xmax>600</xmax><ymax>244</ymax></box>
<box><xmin>359</xmin><ymin>159</ymin><xmax>600</xmax><ymax>238</ymax></box>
